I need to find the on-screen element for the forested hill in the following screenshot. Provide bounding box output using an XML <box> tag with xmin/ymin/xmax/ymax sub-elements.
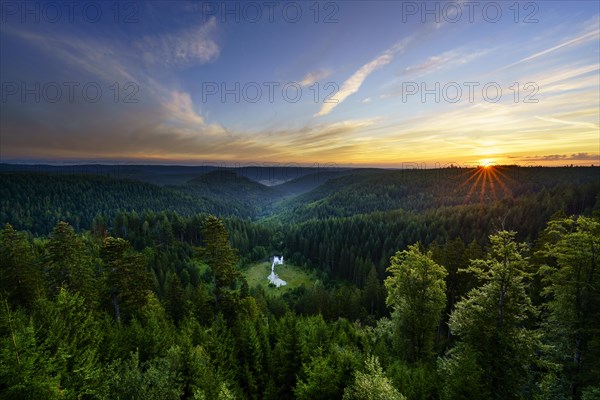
<box><xmin>0</xmin><ymin>163</ymin><xmax>332</xmax><ymax>186</ymax></box>
<box><xmin>276</xmin><ymin>166</ymin><xmax>600</xmax><ymax>222</ymax></box>
<box><xmin>175</xmin><ymin>170</ymin><xmax>286</xmax><ymax>217</ymax></box>
<box><xmin>0</xmin><ymin>173</ymin><xmax>210</xmax><ymax>233</ymax></box>
<box><xmin>1</xmin><ymin>166</ymin><xmax>599</xmax><ymax>236</ymax></box>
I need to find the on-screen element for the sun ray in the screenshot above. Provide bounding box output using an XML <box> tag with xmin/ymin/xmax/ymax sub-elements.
<box><xmin>463</xmin><ymin>168</ymin><xmax>485</xmax><ymax>204</ymax></box>
<box><xmin>459</xmin><ymin>164</ymin><xmax>515</xmax><ymax>205</ymax></box>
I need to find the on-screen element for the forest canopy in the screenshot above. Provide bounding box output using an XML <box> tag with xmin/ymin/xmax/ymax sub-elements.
<box><xmin>1</xmin><ymin>166</ymin><xmax>599</xmax><ymax>399</ymax></box>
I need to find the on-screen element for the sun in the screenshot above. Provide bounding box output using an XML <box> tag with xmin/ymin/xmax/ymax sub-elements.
<box><xmin>456</xmin><ymin>160</ymin><xmax>513</xmax><ymax>204</ymax></box>
<box><xmin>479</xmin><ymin>159</ymin><xmax>495</xmax><ymax>168</ymax></box>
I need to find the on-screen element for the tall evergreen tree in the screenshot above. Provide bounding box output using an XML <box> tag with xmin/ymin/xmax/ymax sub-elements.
<box><xmin>385</xmin><ymin>244</ymin><xmax>447</xmax><ymax>362</ymax></box>
<box><xmin>0</xmin><ymin>224</ymin><xmax>45</xmax><ymax>307</ymax></box>
<box><xmin>45</xmin><ymin>222</ymin><xmax>97</xmax><ymax>306</ymax></box>
<box><xmin>197</xmin><ymin>216</ymin><xmax>241</xmax><ymax>317</ymax></box>
<box><xmin>538</xmin><ymin>216</ymin><xmax>600</xmax><ymax>398</ymax></box>
<box><xmin>439</xmin><ymin>231</ymin><xmax>540</xmax><ymax>400</ymax></box>
<box><xmin>101</xmin><ymin>237</ymin><xmax>151</xmax><ymax>322</ymax></box>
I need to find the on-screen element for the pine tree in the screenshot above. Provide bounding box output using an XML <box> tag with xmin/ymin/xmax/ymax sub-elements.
<box><xmin>363</xmin><ymin>265</ymin><xmax>384</xmax><ymax>317</ymax></box>
<box><xmin>0</xmin><ymin>299</ymin><xmax>62</xmax><ymax>399</ymax></box>
<box><xmin>101</xmin><ymin>237</ymin><xmax>151</xmax><ymax>322</ymax></box>
<box><xmin>33</xmin><ymin>288</ymin><xmax>105</xmax><ymax>397</ymax></box>
<box><xmin>272</xmin><ymin>312</ymin><xmax>301</xmax><ymax>399</ymax></box>
<box><xmin>197</xmin><ymin>216</ymin><xmax>241</xmax><ymax>317</ymax></box>
<box><xmin>294</xmin><ymin>350</ymin><xmax>340</xmax><ymax>400</ymax></box>
<box><xmin>232</xmin><ymin>298</ymin><xmax>269</xmax><ymax>399</ymax></box>
<box><xmin>45</xmin><ymin>222</ymin><xmax>97</xmax><ymax>307</ymax></box>
<box><xmin>0</xmin><ymin>224</ymin><xmax>45</xmax><ymax>307</ymax></box>
<box><xmin>164</xmin><ymin>271</ymin><xmax>186</xmax><ymax>324</ymax></box>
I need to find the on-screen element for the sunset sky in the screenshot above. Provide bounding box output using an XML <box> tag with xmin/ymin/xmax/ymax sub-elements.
<box><xmin>1</xmin><ymin>0</ymin><xmax>598</xmax><ymax>167</ymax></box>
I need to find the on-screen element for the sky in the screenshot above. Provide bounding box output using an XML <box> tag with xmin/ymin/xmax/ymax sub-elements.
<box><xmin>1</xmin><ymin>0</ymin><xmax>599</xmax><ymax>167</ymax></box>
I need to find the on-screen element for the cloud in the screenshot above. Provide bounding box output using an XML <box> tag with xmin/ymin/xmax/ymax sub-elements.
<box><xmin>4</xmin><ymin>16</ymin><xmax>220</xmax><ymax>84</ymax></box>
<box><xmin>401</xmin><ymin>54</ymin><xmax>454</xmax><ymax>76</ymax></box>
<box><xmin>2</xmin><ymin>26</ymin><xmax>135</xmax><ymax>84</ymax></box>
<box><xmin>534</xmin><ymin>115</ymin><xmax>599</xmax><ymax>130</ymax></box>
<box><xmin>135</xmin><ymin>17</ymin><xmax>220</xmax><ymax>68</ymax></box>
<box><xmin>570</xmin><ymin>153</ymin><xmax>600</xmax><ymax>161</ymax></box>
<box><xmin>299</xmin><ymin>69</ymin><xmax>332</xmax><ymax>87</ymax></box>
<box><xmin>315</xmin><ymin>38</ymin><xmax>412</xmax><ymax>117</ymax></box>
<box><xmin>399</xmin><ymin>48</ymin><xmax>489</xmax><ymax>77</ymax></box>
<box><xmin>512</xmin><ymin>153</ymin><xmax>599</xmax><ymax>162</ymax></box>
<box><xmin>518</xmin><ymin>30</ymin><xmax>598</xmax><ymax>64</ymax></box>
<box><xmin>499</xmin><ymin>21</ymin><xmax>600</xmax><ymax>71</ymax></box>
<box><xmin>162</xmin><ymin>91</ymin><xmax>205</xmax><ymax>127</ymax></box>
<box><xmin>1</xmin><ymin>88</ymin><xmax>381</xmax><ymax>162</ymax></box>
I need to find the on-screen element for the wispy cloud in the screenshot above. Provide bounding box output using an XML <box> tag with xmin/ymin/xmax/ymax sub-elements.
<box><xmin>162</xmin><ymin>91</ymin><xmax>206</xmax><ymax>127</ymax></box>
<box><xmin>2</xmin><ymin>19</ymin><xmax>224</xmax><ymax>147</ymax></box>
<box><xmin>512</xmin><ymin>153</ymin><xmax>599</xmax><ymax>162</ymax></box>
<box><xmin>518</xmin><ymin>30</ymin><xmax>598</xmax><ymax>64</ymax></box>
<box><xmin>499</xmin><ymin>18</ymin><xmax>600</xmax><ymax>71</ymax></box>
<box><xmin>535</xmin><ymin>115</ymin><xmax>598</xmax><ymax>130</ymax></box>
<box><xmin>399</xmin><ymin>48</ymin><xmax>489</xmax><ymax>77</ymax></box>
<box><xmin>134</xmin><ymin>17</ymin><xmax>220</xmax><ymax>68</ymax></box>
<box><xmin>315</xmin><ymin>38</ymin><xmax>412</xmax><ymax>117</ymax></box>
<box><xmin>299</xmin><ymin>69</ymin><xmax>332</xmax><ymax>87</ymax></box>
<box><xmin>2</xmin><ymin>25</ymin><xmax>135</xmax><ymax>84</ymax></box>
<box><xmin>4</xmin><ymin>16</ymin><xmax>220</xmax><ymax>82</ymax></box>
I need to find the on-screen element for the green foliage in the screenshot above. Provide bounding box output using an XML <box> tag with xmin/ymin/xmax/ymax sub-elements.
<box><xmin>0</xmin><ymin>300</ymin><xmax>62</xmax><ymax>400</ymax></box>
<box><xmin>294</xmin><ymin>350</ymin><xmax>341</xmax><ymax>400</ymax></box>
<box><xmin>198</xmin><ymin>215</ymin><xmax>241</xmax><ymax>316</ymax></box>
<box><xmin>582</xmin><ymin>387</ymin><xmax>600</xmax><ymax>400</ymax></box>
<box><xmin>0</xmin><ymin>167</ymin><xmax>598</xmax><ymax>399</ymax></box>
<box><xmin>538</xmin><ymin>216</ymin><xmax>600</xmax><ymax>398</ymax></box>
<box><xmin>387</xmin><ymin>360</ymin><xmax>439</xmax><ymax>400</ymax></box>
<box><xmin>33</xmin><ymin>288</ymin><xmax>105</xmax><ymax>399</ymax></box>
<box><xmin>440</xmin><ymin>231</ymin><xmax>541</xmax><ymax>399</ymax></box>
<box><xmin>343</xmin><ymin>356</ymin><xmax>405</xmax><ymax>400</ymax></box>
<box><xmin>437</xmin><ymin>342</ymin><xmax>485</xmax><ymax>400</ymax></box>
<box><xmin>385</xmin><ymin>244</ymin><xmax>447</xmax><ymax>362</ymax></box>
<box><xmin>0</xmin><ymin>224</ymin><xmax>45</xmax><ymax>307</ymax></box>
<box><xmin>271</xmin><ymin>312</ymin><xmax>302</xmax><ymax>398</ymax></box>
<box><xmin>101</xmin><ymin>236</ymin><xmax>152</xmax><ymax>322</ymax></box>
<box><xmin>106</xmin><ymin>348</ymin><xmax>183</xmax><ymax>400</ymax></box>
<box><xmin>45</xmin><ymin>222</ymin><xmax>97</xmax><ymax>306</ymax></box>
<box><xmin>0</xmin><ymin>172</ymin><xmax>212</xmax><ymax>234</ymax></box>
<box><xmin>232</xmin><ymin>298</ymin><xmax>271</xmax><ymax>399</ymax></box>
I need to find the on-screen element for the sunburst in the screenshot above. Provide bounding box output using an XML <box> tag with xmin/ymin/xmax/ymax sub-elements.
<box><xmin>456</xmin><ymin>164</ymin><xmax>513</xmax><ymax>204</ymax></box>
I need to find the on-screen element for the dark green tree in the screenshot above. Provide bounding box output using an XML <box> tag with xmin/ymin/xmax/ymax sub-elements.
<box><xmin>538</xmin><ymin>216</ymin><xmax>600</xmax><ymax>398</ymax></box>
<box><xmin>33</xmin><ymin>288</ymin><xmax>105</xmax><ymax>398</ymax></box>
<box><xmin>0</xmin><ymin>300</ymin><xmax>61</xmax><ymax>399</ymax></box>
<box><xmin>385</xmin><ymin>244</ymin><xmax>447</xmax><ymax>362</ymax></box>
<box><xmin>45</xmin><ymin>222</ymin><xmax>97</xmax><ymax>306</ymax></box>
<box><xmin>197</xmin><ymin>216</ymin><xmax>241</xmax><ymax>317</ymax></box>
<box><xmin>439</xmin><ymin>231</ymin><xmax>540</xmax><ymax>400</ymax></box>
<box><xmin>101</xmin><ymin>237</ymin><xmax>151</xmax><ymax>322</ymax></box>
<box><xmin>363</xmin><ymin>265</ymin><xmax>385</xmax><ymax>317</ymax></box>
<box><xmin>0</xmin><ymin>224</ymin><xmax>45</xmax><ymax>307</ymax></box>
<box><xmin>271</xmin><ymin>312</ymin><xmax>302</xmax><ymax>399</ymax></box>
